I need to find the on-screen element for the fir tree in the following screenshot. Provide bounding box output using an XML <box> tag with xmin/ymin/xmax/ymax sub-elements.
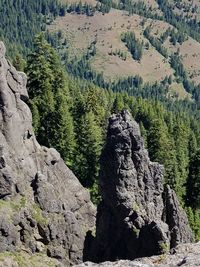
<box><xmin>73</xmin><ymin>111</ymin><xmax>103</xmax><ymax>189</ymax></box>
<box><xmin>186</xmin><ymin>149</ymin><xmax>200</xmax><ymax>209</ymax></box>
<box><xmin>26</xmin><ymin>34</ymin><xmax>75</xmax><ymax>163</ymax></box>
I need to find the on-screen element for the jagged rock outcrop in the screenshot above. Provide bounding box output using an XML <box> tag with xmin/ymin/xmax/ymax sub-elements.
<box><xmin>87</xmin><ymin>110</ymin><xmax>193</xmax><ymax>262</ymax></box>
<box><xmin>0</xmin><ymin>42</ymin><xmax>96</xmax><ymax>266</ymax></box>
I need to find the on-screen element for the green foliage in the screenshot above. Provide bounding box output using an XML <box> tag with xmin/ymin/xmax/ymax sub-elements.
<box><xmin>147</xmin><ymin>119</ymin><xmax>178</xmax><ymax>188</ymax></box>
<box><xmin>121</xmin><ymin>31</ymin><xmax>143</xmax><ymax>61</ymax></box>
<box><xmin>73</xmin><ymin>108</ymin><xmax>103</xmax><ymax>188</ymax></box>
<box><xmin>118</xmin><ymin>0</ymin><xmax>162</xmax><ymax>19</ymax></box>
<box><xmin>0</xmin><ymin>251</ymin><xmax>58</xmax><ymax>267</ymax></box>
<box><xmin>0</xmin><ymin>0</ymin><xmax>65</xmax><ymax>58</ymax></box>
<box><xmin>12</xmin><ymin>53</ymin><xmax>26</xmax><ymax>71</ymax></box>
<box><xmin>157</xmin><ymin>0</ymin><xmax>200</xmax><ymax>42</ymax></box>
<box><xmin>173</xmin><ymin>118</ymin><xmax>190</xmax><ymax>200</ymax></box>
<box><xmin>112</xmin><ymin>94</ymin><xmax>124</xmax><ymax>113</ymax></box>
<box><xmin>170</xmin><ymin>53</ymin><xmax>186</xmax><ymax>79</ymax></box>
<box><xmin>25</xmin><ymin>37</ymin><xmax>200</xmax><ymax>235</ymax></box>
<box><xmin>144</xmin><ymin>27</ymin><xmax>168</xmax><ymax>58</ymax></box>
<box><xmin>67</xmin><ymin>1</ymin><xmax>110</xmax><ymax>15</ymax></box>
<box><xmin>51</xmin><ymin>93</ymin><xmax>75</xmax><ymax>166</ymax></box>
<box><xmin>186</xmin><ymin>207</ymin><xmax>200</xmax><ymax>241</ymax></box>
<box><xmin>132</xmin><ymin>226</ymin><xmax>140</xmax><ymax>238</ymax></box>
<box><xmin>160</xmin><ymin>28</ymin><xmax>188</xmax><ymax>45</ymax></box>
<box><xmin>0</xmin><ymin>0</ymin><xmax>200</xmax><ymax>236</ymax></box>
<box><xmin>26</xmin><ymin>35</ymin><xmax>75</xmax><ymax>164</ymax></box>
<box><xmin>186</xmin><ymin>149</ymin><xmax>200</xmax><ymax>209</ymax></box>
<box><xmin>90</xmin><ymin>182</ymin><xmax>101</xmax><ymax>205</ymax></box>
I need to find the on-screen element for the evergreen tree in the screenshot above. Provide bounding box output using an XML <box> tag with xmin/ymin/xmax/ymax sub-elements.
<box><xmin>186</xmin><ymin>149</ymin><xmax>200</xmax><ymax>209</ymax></box>
<box><xmin>26</xmin><ymin>34</ymin><xmax>56</xmax><ymax>139</ymax></box>
<box><xmin>0</xmin><ymin>0</ymin><xmax>64</xmax><ymax>58</ymax></box>
<box><xmin>188</xmin><ymin>131</ymin><xmax>197</xmax><ymax>158</ymax></box>
<box><xmin>73</xmin><ymin>111</ymin><xmax>103</xmax><ymax>189</ymax></box>
<box><xmin>173</xmin><ymin>118</ymin><xmax>190</xmax><ymax>200</ymax></box>
<box><xmin>139</xmin><ymin>121</ymin><xmax>147</xmax><ymax>147</ymax></box>
<box><xmin>26</xmin><ymin>34</ymin><xmax>75</xmax><ymax>163</ymax></box>
<box><xmin>121</xmin><ymin>31</ymin><xmax>143</xmax><ymax>61</ymax></box>
<box><xmin>147</xmin><ymin>119</ymin><xmax>178</xmax><ymax>187</ymax></box>
<box><xmin>50</xmin><ymin>92</ymin><xmax>75</xmax><ymax>166</ymax></box>
<box><xmin>186</xmin><ymin>207</ymin><xmax>200</xmax><ymax>241</ymax></box>
<box><xmin>12</xmin><ymin>53</ymin><xmax>26</xmax><ymax>71</ymax></box>
<box><xmin>112</xmin><ymin>94</ymin><xmax>124</xmax><ymax>113</ymax></box>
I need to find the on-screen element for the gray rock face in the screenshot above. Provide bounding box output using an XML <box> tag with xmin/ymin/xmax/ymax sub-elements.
<box><xmin>164</xmin><ymin>185</ymin><xmax>194</xmax><ymax>248</ymax></box>
<box><xmin>0</xmin><ymin>42</ymin><xmax>95</xmax><ymax>265</ymax></box>
<box><xmin>87</xmin><ymin>110</ymin><xmax>193</xmax><ymax>262</ymax></box>
<box><xmin>76</xmin><ymin>242</ymin><xmax>200</xmax><ymax>267</ymax></box>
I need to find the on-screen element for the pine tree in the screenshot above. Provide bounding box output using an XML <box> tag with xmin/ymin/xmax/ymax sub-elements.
<box><xmin>139</xmin><ymin>121</ymin><xmax>147</xmax><ymax>147</ymax></box>
<box><xmin>173</xmin><ymin>118</ymin><xmax>190</xmax><ymax>200</ymax></box>
<box><xmin>147</xmin><ymin>119</ymin><xmax>178</xmax><ymax>188</ymax></box>
<box><xmin>26</xmin><ymin>34</ymin><xmax>75</xmax><ymax>163</ymax></box>
<box><xmin>186</xmin><ymin>149</ymin><xmax>200</xmax><ymax>209</ymax></box>
<box><xmin>26</xmin><ymin>34</ymin><xmax>55</xmax><ymax>140</ymax></box>
<box><xmin>84</xmin><ymin>86</ymin><xmax>107</xmax><ymax>125</ymax></box>
<box><xmin>188</xmin><ymin>131</ymin><xmax>197</xmax><ymax>158</ymax></box>
<box><xmin>73</xmin><ymin>111</ymin><xmax>103</xmax><ymax>189</ymax></box>
<box><xmin>50</xmin><ymin>91</ymin><xmax>75</xmax><ymax>165</ymax></box>
<box><xmin>112</xmin><ymin>94</ymin><xmax>124</xmax><ymax>113</ymax></box>
<box><xmin>186</xmin><ymin>207</ymin><xmax>200</xmax><ymax>241</ymax></box>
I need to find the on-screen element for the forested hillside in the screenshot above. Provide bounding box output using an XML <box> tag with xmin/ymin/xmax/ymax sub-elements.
<box><xmin>25</xmin><ymin>36</ymin><xmax>200</xmax><ymax>240</ymax></box>
<box><xmin>0</xmin><ymin>0</ymin><xmax>199</xmax><ymax>240</ymax></box>
<box><xmin>0</xmin><ymin>0</ymin><xmax>65</xmax><ymax>57</ymax></box>
<box><xmin>47</xmin><ymin>0</ymin><xmax>200</xmax><ymax>102</ymax></box>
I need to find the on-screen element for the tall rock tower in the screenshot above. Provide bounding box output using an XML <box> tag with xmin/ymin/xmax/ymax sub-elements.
<box><xmin>92</xmin><ymin>110</ymin><xmax>193</xmax><ymax>262</ymax></box>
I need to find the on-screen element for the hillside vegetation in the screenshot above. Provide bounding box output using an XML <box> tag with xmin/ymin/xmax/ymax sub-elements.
<box><xmin>25</xmin><ymin>36</ymin><xmax>200</xmax><ymax>240</ymax></box>
<box><xmin>0</xmin><ymin>0</ymin><xmax>65</xmax><ymax>57</ymax></box>
<box><xmin>0</xmin><ymin>0</ymin><xmax>199</xmax><ymax>240</ymax></box>
<box><xmin>47</xmin><ymin>0</ymin><xmax>200</xmax><ymax>100</ymax></box>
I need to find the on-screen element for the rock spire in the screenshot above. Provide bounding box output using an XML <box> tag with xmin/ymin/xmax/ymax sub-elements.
<box><xmin>90</xmin><ymin>110</ymin><xmax>193</xmax><ymax>262</ymax></box>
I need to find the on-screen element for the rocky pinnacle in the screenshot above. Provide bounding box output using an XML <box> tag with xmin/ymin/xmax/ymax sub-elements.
<box><xmin>89</xmin><ymin>110</ymin><xmax>193</xmax><ymax>262</ymax></box>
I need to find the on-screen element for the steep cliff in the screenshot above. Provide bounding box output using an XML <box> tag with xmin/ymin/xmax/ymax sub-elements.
<box><xmin>0</xmin><ymin>42</ymin><xmax>95</xmax><ymax>266</ymax></box>
<box><xmin>88</xmin><ymin>110</ymin><xmax>193</xmax><ymax>262</ymax></box>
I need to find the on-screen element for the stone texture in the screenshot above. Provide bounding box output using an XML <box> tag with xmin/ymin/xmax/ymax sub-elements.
<box><xmin>164</xmin><ymin>185</ymin><xmax>194</xmax><ymax>248</ymax></box>
<box><xmin>0</xmin><ymin>42</ymin><xmax>96</xmax><ymax>266</ymax></box>
<box><xmin>86</xmin><ymin>110</ymin><xmax>193</xmax><ymax>262</ymax></box>
<box><xmin>0</xmin><ymin>242</ymin><xmax>199</xmax><ymax>267</ymax></box>
<box><xmin>76</xmin><ymin>242</ymin><xmax>200</xmax><ymax>267</ymax></box>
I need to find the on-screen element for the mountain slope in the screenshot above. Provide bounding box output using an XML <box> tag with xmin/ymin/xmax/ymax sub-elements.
<box><xmin>48</xmin><ymin>0</ymin><xmax>200</xmax><ymax>99</ymax></box>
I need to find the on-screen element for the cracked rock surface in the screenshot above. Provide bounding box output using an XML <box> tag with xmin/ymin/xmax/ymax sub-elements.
<box><xmin>86</xmin><ymin>110</ymin><xmax>193</xmax><ymax>262</ymax></box>
<box><xmin>0</xmin><ymin>41</ymin><xmax>95</xmax><ymax>266</ymax></box>
<box><xmin>76</xmin><ymin>242</ymin><xmax>200</xmax><ymax>267</ymax></box>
